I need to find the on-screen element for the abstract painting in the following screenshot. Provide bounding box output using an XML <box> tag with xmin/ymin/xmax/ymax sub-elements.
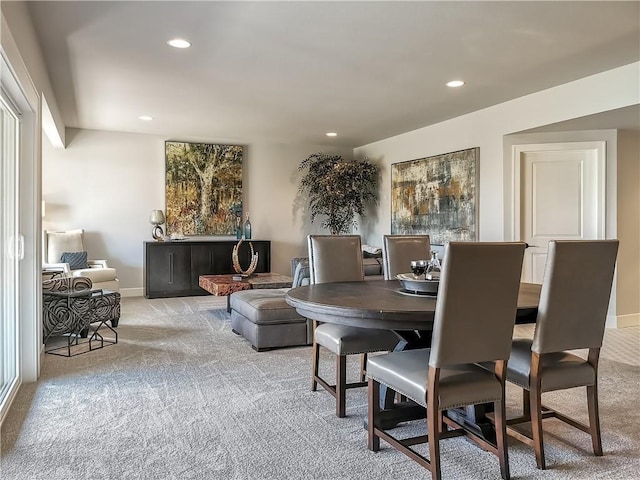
<box><xmin>391</xmin><ymin>147</ymin><xmax>479</xmax><ymax>245</ymax></box>
<box><xmin>165</xmin><ymin>141</ymin><xmax>243</xmax><ymax>236</ymax></box>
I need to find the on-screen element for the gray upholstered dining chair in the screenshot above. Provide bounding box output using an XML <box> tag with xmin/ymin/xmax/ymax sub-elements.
<box><xmin>382</xmin><ymin>234</ymin><xmax>431</xmax><ymax>280</ymax></box>
<box><xmin>367</xmin><ymin>242</ymin><xmax>526</xmax><ymax>480</ymax></box>
<box><xmin>308</xmin><ymin>235</ymin><xmax>399</xmax><ymax>418</ymax></box>
<box><xmin>504</xmin><ymin>239</ymin><xmax>619</xmax><ymax>470</ymax></box>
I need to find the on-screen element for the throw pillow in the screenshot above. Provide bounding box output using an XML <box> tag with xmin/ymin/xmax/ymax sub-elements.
<box><xmin>60</xmin><ymin>251</ymin><xmax>88</xmax><ymax>270</ymax></box>
<box><xmin>292</xmin><ymin>259</ymin><xmax>310</xmax><ymax>288</ymax></box>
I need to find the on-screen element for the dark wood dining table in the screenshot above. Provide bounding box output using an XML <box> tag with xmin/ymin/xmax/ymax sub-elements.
<box><xmin>286</xmin><ymin>279</ymin><xmax>542</xmax><ymax>438</ymax></box>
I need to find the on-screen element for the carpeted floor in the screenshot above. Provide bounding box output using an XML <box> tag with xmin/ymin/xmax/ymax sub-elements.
<box><xmin>1</xmin><ymin>296</ymin><xmax>639</xmax><ymax>479</ymax></box>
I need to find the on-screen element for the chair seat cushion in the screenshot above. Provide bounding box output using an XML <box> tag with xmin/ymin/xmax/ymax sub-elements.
<box><xmin>506</xmin><ymin>338</ymin><xmax>596</xmax><ymax>392</ymax></box>
<box><xmin>230</xmin><ymin>289</ymin><xmax>307</xmax><ymax>325</ymax></box>
<box><xmin>367</xmin><ymin>349</ymin><xmax>503</xmax><ymax>410</ymax></box>
<box><xmin>314</xmin><ymin>323</ymin><xmax>398</xmax><ymax>355</ymax></box>
<box><xmin>71</xmin><ymin>267</ymin><xmax>117</xmax><ymax>283</ymax></box>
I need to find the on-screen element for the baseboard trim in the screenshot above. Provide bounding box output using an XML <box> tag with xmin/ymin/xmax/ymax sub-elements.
<box><xmin>617</xmin><ymin>313</ymin><xmax>640</xmax><ymax>328</ymax></box>
<box><xmin>120</xmin><ymin>287</ymin><xmax>144</xmax><ymax>298</ymax></box>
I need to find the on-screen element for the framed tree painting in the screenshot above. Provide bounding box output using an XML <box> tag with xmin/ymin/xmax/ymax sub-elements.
<box><xmin>165</xmin><ymin>141</ymin><xmax>243</xmax><ymax>235</ymax></box>
<box><xmin>391</xmin><ymin>147</ymin><xmax>479</xmax><ymax>245</ymax></box>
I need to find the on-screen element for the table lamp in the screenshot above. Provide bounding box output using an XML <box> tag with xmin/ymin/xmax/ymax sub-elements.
<box><xmin>149</xmin><ymin>210</ymin><xmax>166</xmax><ymax>241</ymax></box>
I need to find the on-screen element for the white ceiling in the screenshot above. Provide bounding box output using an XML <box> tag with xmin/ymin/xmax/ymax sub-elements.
<box><xmin>27</xmin><ymin>1</ymin><xmax>640</xmax><ymax>148</ymax></box>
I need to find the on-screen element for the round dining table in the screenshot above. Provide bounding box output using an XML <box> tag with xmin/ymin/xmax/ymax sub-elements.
<box><xmin>286</xmin><ymin>279</ymin><xmax>542</xmax><ymax>436</ymax></box>
<box><xmin>286</xmin><ymin>278</ymin><xmax>540</xmax><ymax>333</ymax></box>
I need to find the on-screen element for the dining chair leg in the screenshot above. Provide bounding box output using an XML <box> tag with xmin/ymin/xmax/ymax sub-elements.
<box><xmin>360</xmin><ymin>353</ymin><xmax>368</xmax><ymax>382</ymax></box>
<box><xmin>495</xmin><ymin>399</ymin><xmax>510</xmax><ymax>480</ymax></box>
<box><xmin>427</xmin><ymin>367</ymin><xmax>441</xmax><ymax>480</ymax></box>
<box><xmin>427</xmin><ymin>405</ymin><xmax>441</xmax><ymax>480</ymax></box>
<box><xmin>368</xmin><ymin>378</ymin><xmax>380</xmax><ymax>451</ymax></box>
<box><xmin>495</xmin><ymin>360</ymin><xmax>510</xmax><ymax>480</ymax></box>
<box><xmin>530</xmin><ymin>354</ymin><xmax>546</xmax><ymax>470</ymax></box>
<box><xmin>311</xmin><ymin>321</ymin><xmax>319</xmax><ymax>392</ymax></box>
<box><xmin>587</xmin><ymin>383</ymin><xmax>603</xmax><ymax>456</ymax></box>
<box><xmin>336</xmin><ymin>354</ymin><xmax>347</xmax><ymax>418</ymax></box>
<box><xmin>522</xmin><ymin>388</ymin><xmax>531</xmax><ymax>420</ymax></box>
<box><xmin>587</xmin><ymin>348</ymin><xmax>603</xmax><ymax>456</ymax></box>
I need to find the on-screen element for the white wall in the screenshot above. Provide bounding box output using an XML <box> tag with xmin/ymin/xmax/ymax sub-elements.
<box><xmin>355</xmin><ymin>63</ymin><xmax>639</xmax><ymax>325</ymax></box>
<box><xmin>42</xmin><ymin>129</ymin><xmax>351</xmax><ymax>295</ymax></box>
<box><xmin>617</xmin><ymin>129</ymin><xmax>640</xmax><ymax>326</ymax></box>
<box><xmin>355</xmin><ymin>63</ymin><xmax>639</xmax><ymax>245</ymax></box>
<box><xmin>1</xmin><ymin>1</ymin><xmax>65</xmax><ymax>145</ymax></box>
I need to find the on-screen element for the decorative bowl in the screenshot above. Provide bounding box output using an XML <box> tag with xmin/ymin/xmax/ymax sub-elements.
<box><xmin>395</xmin><ymin>273</ymin><xmax>439</xmax><ymax>296</ymax></box>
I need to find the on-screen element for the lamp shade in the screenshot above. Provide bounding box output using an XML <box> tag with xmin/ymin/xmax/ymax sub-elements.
<box><xmin>149</xmin><ymin>210</ymin><xmax>165</xmax><ymax>225</ymax></box>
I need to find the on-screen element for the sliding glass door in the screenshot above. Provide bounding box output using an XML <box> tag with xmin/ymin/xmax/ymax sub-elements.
<box><xmin>0</xmin><ymin>90</ymin><xmax>20</xmax><ymax>420</ymax></box>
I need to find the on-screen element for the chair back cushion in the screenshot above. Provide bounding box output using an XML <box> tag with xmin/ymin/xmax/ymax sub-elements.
<box><xmin>45</xmin><ymin>229</ymin><xmax>85</xmax><ymax>264</ymax></box>
<box><xmin>382</xmin><ymin>234</ymin><xmax>431</xmax><ymax>280</ymax></box>
<box><xmin>429</xmin><ymin>242</ymin><xmax>526</xmax><ymax>367</ymax></box>
<box><xmin>532</xmin><ymin>240</ymin><xmax>619</xmax><ymax>354</ymax></box>
<box><xmin>307</xmin><ymin>235</ymin><xmax>364</xmax><ymax>284</ymax></box>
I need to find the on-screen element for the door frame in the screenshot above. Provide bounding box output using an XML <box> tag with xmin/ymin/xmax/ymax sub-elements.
<box><xmin>510</xmin><ymin>141</ymin><xmax>607</xmax><ymax>243</ymax></box>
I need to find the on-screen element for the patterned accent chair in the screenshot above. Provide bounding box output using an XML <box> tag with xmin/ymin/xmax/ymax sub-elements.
<box><xmin>44</xmin><ymin>229</ymin><xmax>119</xmax><ymax>292</ymax></box>
<box><xmin>42</xmin><ymin>275</ymin><xmax>121</xmax><ymax>345</ymax></box>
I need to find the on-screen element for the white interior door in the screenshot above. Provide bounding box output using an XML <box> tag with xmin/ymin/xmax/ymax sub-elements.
<box><xmin>513</xmin><ymin>142</ymin><xmax>606</xmax><ymax>283</ymax></box>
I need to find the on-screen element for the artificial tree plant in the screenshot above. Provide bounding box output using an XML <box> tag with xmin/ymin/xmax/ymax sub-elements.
<box><xmin>298</xmin><ymin>153</ymin><xmax>379</xmax><ymax>235</ymax></box>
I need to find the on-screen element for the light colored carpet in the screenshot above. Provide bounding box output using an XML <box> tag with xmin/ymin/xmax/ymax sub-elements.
<box><xmin>1</xmin><ymin>296</ymin><xmax>639</xmax><ymax>479</ymax></box>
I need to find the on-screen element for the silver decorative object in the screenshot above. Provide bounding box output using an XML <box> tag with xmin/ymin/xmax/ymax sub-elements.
<box><xmin>232</xmin><ymin>239</ymin><xmax>258</xmax><ymax>276</ymax></box>
<box><xmin>149</xmin><ymin>210</ymin><xmax>166</xmax><ymax>241</ymax></box>
<box><xmin>425</xmin><ymin>251</ymin><xmax>442</xmax><ymax>280</ymax></box>
<box><xmin>396</xmin><ymin>273</ymin><xmax>439</xmax><ymax>296</ymax></box>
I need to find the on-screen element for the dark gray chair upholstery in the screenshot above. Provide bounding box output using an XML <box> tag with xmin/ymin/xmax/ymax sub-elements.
<box><xmin>308</xmin><ymin>235</ymin><xmax>399</xmax><ymax>418</ymax></box>
<box><xmin>367</xmin><ymin>242</ymin><xmax>526</xmax><ymax>480</ymax></box>
<box><xmin>504</xmin><ymin>240</ymin><xmax>619</xmax><ymax>470</ymax></box>
<box><xmin>382</xmin><ymin>234</ymin><xmax>431</xmax><ymax>280</ymax></box>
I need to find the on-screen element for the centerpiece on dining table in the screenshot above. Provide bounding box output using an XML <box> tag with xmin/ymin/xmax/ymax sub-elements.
<box><xmin>396</xmin><ymin>251</ymin><xmax>441</xmax><ymax>296</ymax></box>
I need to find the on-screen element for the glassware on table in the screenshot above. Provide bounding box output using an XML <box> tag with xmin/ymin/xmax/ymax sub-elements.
<box><xmin>425</xmin><ymin>251</ymin><xmax>442</xmax><ymax>280</ymax></box>
<box><xmin>243</xmin><ymin>212</ymin><xmax>252</xmax><ymax>239</ymax></box>
<box><xmin>410</xmin><ymin>259</ymin><xmax>428</xmax><ymax>279</ymax></box>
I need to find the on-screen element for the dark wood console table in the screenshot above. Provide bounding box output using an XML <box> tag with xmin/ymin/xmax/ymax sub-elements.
<box><xmin>286</xmin><ymin>280</ymin><xmax>541</xmax><ymax>436</ymax></box>
<box><xmin>144</xmin><ymin>240</ymin><xmax>271</xmax><ymax>298</ymax></box>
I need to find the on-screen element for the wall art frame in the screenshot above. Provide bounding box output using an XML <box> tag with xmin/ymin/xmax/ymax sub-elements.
<box><xmin>165</xmin><ymin>141</ymin><xmax>243</xmax><ymax>236</ymax></box>
<box><xmin>391</xmin><ymin>147</ymin><xmax>479</xmax><ymax>245</ymax></box>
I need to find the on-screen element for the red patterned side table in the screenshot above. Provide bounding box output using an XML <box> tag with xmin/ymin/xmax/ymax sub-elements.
<box><xmin>199</xmin><ymin>273</ymin><xmax>293</xmax><ymax>312</ymax></box>
<box><xmin>199</xmin><ymin>274</ymin><xmax>251</xmax><ymax>297</ymax></box>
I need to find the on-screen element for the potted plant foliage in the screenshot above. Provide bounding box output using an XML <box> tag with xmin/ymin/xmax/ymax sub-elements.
<box><xmin>298</xmin><ymin>153</ymin><xmax>379</xmax><ymax>234</ymax></box>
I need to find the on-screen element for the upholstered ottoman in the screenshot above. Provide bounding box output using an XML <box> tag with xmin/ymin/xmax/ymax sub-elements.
<box><xmin>230</xmin><ymin>289</ymin><xmax>311</xmax><ymax>351</ymax></box>
<box><xmin>229</xmin><ymin>258</ymin><xmax>311</xmax><ymax>351</ymax></box>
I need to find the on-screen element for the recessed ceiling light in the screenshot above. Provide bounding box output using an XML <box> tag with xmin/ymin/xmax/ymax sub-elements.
<box><xmin>167</xmin><ymin>38</ymin><xmax>191</xmax><ymax>49</ymax></box>
<box><xmin>138</xmin><ymin>115</ymin><xmax>153</xmax><ymax>121</ymax></box>
<box><xmin>326</xmin><ymin>132</ymin><xmax>337</xmax><ymax>137</ymax></box>
<box><xmin>446</xmin><ymin>80</ymin><xmax>465</xmax><ymax>88</ymax></box>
